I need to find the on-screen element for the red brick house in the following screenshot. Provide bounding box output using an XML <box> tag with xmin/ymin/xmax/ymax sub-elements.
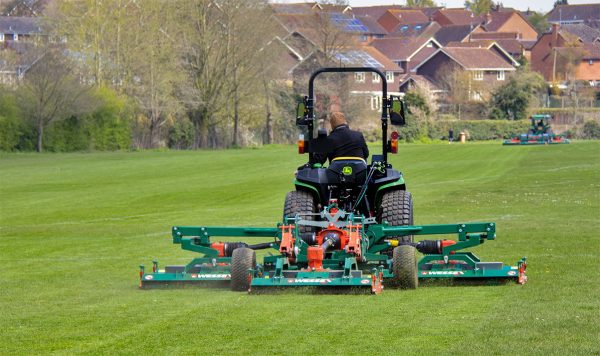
<box><xmin>377</xmin><ymin>9</ymin><xmax>429</xmax><ymax>32</ymax></box>
<box><xmin>531</xmin><ymin>24</ymin><xmax>600</xmax><ymax>83</ymax></box>
<box><xmin>546</xmin><ymin>4</ymin><xmax>600</xmax><ymax>27</ymax></box>
<box><xmin>412</xmin><ymin>46</ymin><xmax>518</xmax><ymax>101</ymax></box>
<box><xmin>371</xmin><ymin>36</ymin><xmax>442</xmax><ymax>74</ymax></box>
<box><xmin>474</xmin><ymin>10</ymin><xmax>538</xmax><ymax>41</ymax></box>
<box><xmin>432</xmin><ymin>8</ymin><xmax>482</xmax><ymax>26</ymax></box>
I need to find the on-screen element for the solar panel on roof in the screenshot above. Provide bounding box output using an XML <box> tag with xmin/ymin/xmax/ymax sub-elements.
<box><xmin>328</xmin><ymin>12</ymin><xmax>368</xmax><ymax>33</ymax></box>
<box><xmin>335</xmin><ymin>50</ymin><xmax>384</xmax><ymax>68</ymax></box>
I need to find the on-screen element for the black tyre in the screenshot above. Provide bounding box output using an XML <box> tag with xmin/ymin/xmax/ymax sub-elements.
<box><xmin>392</xmin><ymin>245</ymin><xmax>418</xmax><ymax>289</ymax></box>
<box><xmin>230</xmin><ymin>247</ymin><xmax>256</xmax><ymax>292</ymax></box>
<box><xmin>283</xmin><ymin>190</ymin><xmax>317</xmax><ymax>233</ymax></box>
<box><xmin>377</xmin><ymin>190</ymin><xmax>413</xmax><ymax>243</ymax></box>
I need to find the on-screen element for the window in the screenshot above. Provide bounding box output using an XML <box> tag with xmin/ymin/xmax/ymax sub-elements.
<box><xmin>497</xmin><ymin>70</ymin><xmax>505</xmax><ymax>81</ymax></box>
<box><xmin>386</xmin><ymin>71</ymin><xmax>394</xmax><ymax>82</ymax></box>
<box><xmin>473</xmin><ymin>70</ymin><xmax>483</xmax><ymax>81</ymax></box>
<box><xmin>0</xmin><ymin>33</ymin><xmax>4</xmax><ymax>42</ymax></box>
<box><xmin>359</xmin><ymin>35</ymin><xmax>368</xmax><ymax>42</ymax></box>
<box><xmin>13</xmin><ymin>34</ymin><xmax>18</xmax><ymax>42</ymax></box>
<box><xmin>355</xmin><ymin>72</ymin><xmax>365</xmax><ymax>83</ymax></box>
<box><xmin>371</xmin><ymin>95</ymin><xmax>381</xmax><ymax>110</ymax></box>
<box><xmin>472</xmin><ymin>92</ymin><xmax>482</xmax><ymax>101</ymax></box>
<box><xmin>372</xmin><ymin>73</ymin><xmax>380</xmax><ymax>83</ymax></box>
<box><xmin>426</xmin><ymin>42</ymin><xmax>433</xmax><ymax>47</ymax></box>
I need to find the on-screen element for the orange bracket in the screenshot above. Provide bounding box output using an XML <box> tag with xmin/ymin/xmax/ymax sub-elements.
<box><xmin>279</xmin><ymin>225</ymin><xmax>295</xmax><ymax>257</ymax></box>
<box><xmin>345</xmin><ymin>224</ymin><xmax>362</xmax><ymax>259</ymax></box>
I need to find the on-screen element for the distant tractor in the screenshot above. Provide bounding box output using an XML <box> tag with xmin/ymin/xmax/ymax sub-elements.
<box><xmin>503</xmin><ymin>114</ymin><xmax>570</xmax><ymax>145</ymax></box>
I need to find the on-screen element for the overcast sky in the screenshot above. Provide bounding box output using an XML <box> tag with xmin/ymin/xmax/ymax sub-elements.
<box><xmin>273</xmin><ymin>0</ymin><xmax>598</xmax><ymax>14</ymax></box>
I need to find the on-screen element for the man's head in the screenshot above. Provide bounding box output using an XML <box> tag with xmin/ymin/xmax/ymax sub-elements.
<box><xmin>329</xmin><ymin>112</ymin><xmax>347</xmax><ymax>130</ymax></box>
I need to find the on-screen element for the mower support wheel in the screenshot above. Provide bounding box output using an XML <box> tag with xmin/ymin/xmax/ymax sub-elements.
<box><xmin>231</xmin><ymin>247</ymin><xmax>256</xmax><ymax>292</ymax></box>
<box><xmin>392</xmin><ymin>245</ymin><xmax>418</xmax><ymax>289</ymax></box>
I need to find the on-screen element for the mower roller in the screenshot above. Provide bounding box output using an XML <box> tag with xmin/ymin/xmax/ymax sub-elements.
<box><xmin>503</xmin><ymin>114</ymin><xmax>570</xmax><ymax>145</ymax></box>
<box><xmin>140</xmin><ymin>67</ymin><xmax>527</xmax><ymax>293</ymax></box>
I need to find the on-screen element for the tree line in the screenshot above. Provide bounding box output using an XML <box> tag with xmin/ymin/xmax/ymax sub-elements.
<box><xmin>0</xmin><ymin>0</ymin><xmax>298</xmax><ymax>152</ymax></box>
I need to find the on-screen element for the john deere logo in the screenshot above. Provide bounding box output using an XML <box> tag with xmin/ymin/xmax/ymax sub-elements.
<box><xmin>342</xmin><ymin>166</ymin><xmax>353</xmax><ymax>175</ymax></box>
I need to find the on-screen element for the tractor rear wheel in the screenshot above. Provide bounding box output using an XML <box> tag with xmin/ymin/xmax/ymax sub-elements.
<box><xmin>378</xmin><ymin>190</ymin><xmax>413</xmax><ymax>243</ymax></box>
<box><xmin>392</xmin><ymin>245</ymin><xmax>418</xmax><ymax>289</ymax></box>
<box><xmin>230</xmin><ymin>247</ymin><xmax>256</xmax><ymax>292</ymax></box>
<box><xmin>283</xmin><ymin>190</ymin><xmax>317</xmax><ymax>233</ymax></box>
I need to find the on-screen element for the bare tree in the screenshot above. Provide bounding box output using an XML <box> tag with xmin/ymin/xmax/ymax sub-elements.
<box><xmin>121</xmin><ymin>1</ymin><xmax>182</xmax><ymax>148</ymax></box>
<box><xmin>18</xmin><ymin>48</ymin><xmax>94</xmax><ymax>152</ymax></box>
<box><xmin>220</xmin><ymin>0</ymin><xmax>275</xmax><ymax>147</ymax></box>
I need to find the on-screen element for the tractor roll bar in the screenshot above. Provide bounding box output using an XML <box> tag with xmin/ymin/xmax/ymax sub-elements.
<box><xmin>307</xmin><ymin>67</ymin><xmax>390</xmax><ymax>164</ymax></box>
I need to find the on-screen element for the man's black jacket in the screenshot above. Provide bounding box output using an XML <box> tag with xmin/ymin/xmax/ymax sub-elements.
<box><xmin>310</xmin><ymin>124</ymin><xmax>369</xmax><ymax>165</ymax></box>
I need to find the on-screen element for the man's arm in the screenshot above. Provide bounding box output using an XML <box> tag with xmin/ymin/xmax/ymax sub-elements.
<box><xmin>361</xmin><ymin>133</ymin><xmax>369</xmax><ymax>159</ymax></box>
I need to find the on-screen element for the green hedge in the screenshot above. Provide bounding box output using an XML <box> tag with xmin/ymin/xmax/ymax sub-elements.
<box><xmin>425</xmin><ymin>120</ymin><xmax>531</xmax><ymax>141</ymax></box>
<box><xmin>364</xmin><ymin>119</ymin><xmax>531</xmax><ymax>142</ymax></box>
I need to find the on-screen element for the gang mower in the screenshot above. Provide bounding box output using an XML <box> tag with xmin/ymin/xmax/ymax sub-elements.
<box><xmin>503</xmin><ymin>114</ymin><xmax>570</xmax><ymax>145</ymax></box>
<box><xmin>140</xmin><ymin>67</ymin><xmax>527</xmax><ymax>293</ymax></box>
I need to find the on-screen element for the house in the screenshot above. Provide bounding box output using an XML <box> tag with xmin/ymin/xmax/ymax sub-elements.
<box><xmin>351</xmin><ymin>5</ymin><xmax>405</xmax><ymax>20</ymax></box>
<box><xmin>546</xmin><ymin>4</ymin><xmax>600</xmax><ymax>27</ymax></box>
<box><xmin>445</xmin><ymin>40</ymin><xmax>521</xmax><ymax>66</ymax></box>
<box><xmin>531</xmin><ymin>23</ymin><xmax>600</xmax><ymax>82</ymax></box>
<box><xmin>371</xmin><ymin>36</ymin><xmax>442</xmax><ymax>73</ymax></box>
<box><xmin>377</xmin><ymin>9</ymin><xmax>429</xmax><ymax>32</ymax></box>
<box><xmin>475</xmin><ymin>9</ymin><xmax>538</xmax><ymax>41</ymax></box>
<box><xmin>335</xmin><ymin>46</ymin><xmax>403</xmax><ymax>110</ymax></box>
<box><xmin>433</xmin><ymin>24</ymin><xmax>478</xmax><ymax>45</ymax></box>
<box><xmin>432</xmin><ymin>8</ymin><xmax>482</xmax><ymax>26</ymax></box>
<box><xmin>0</xmin><ymin>16</ymin><xmax>45</xmax><ymax>85</ymax></box>
<box><xmin>354</xmin><ymin>15</ymin><xmax>387</xmax><ymax>43</ymax></box>
<box><xmin>0</xmin><ymin>16</ymin><xmax>43</xmax><ymax>43</ymax></box>
<box><xmin>467</xmin><ymin>32</ymin><xmax>525</xmax><ymax>60</ymax></box>
<box><xmin>291</xmin><ymin>46</ymin><xmax>403</xmax><ymax>112</ymax></box>
<box><xmin>398</xmin><ymin>73</ymin><xmax>443</xmax><ymax>95</ymax></box>
<box><xmin>272</xmin><ymin>8</ymin><xmax>372</xmax><ymax>47</ymax></box>
<box><xmin>261</xmin><ymin>36</ymin><xmax>304</xmax><ymax>81</ymax></box>
<box><xmin>387</xmin><ymin>21</ymin><xmax>441</xmax><ymax>39</ymax></box>
<box><xmin>412</xmin><ymin>47</ymin><xmax>518</xmax><ymax>100</ymax></box>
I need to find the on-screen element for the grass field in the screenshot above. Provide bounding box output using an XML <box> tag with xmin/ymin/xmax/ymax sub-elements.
<box><xmin>1</xmin><ymin>141</ymin><xmax>599</xmax><ymax>354</ymax></box>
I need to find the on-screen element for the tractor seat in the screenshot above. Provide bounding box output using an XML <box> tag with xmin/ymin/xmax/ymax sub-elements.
<box><xmin>327</xmin><ymin>157</ymin><xmax>368</xmax><ymax>183</ymax></box>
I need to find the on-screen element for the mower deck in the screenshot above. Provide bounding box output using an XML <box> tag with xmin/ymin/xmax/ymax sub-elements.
<box><xmin>139</xmin><ymin>213</ymin><xmax>527</xmax><ymax>293</ymax></box>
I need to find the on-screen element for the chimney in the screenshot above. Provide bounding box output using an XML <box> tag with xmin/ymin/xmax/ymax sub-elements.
<box><xmin>552</xmin><ymin>23</ymin><xmax>559</xmax><ymax>44</ymax></box>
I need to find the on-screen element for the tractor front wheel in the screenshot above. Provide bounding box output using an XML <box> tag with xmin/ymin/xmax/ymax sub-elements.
<box><xmin>230</xmin><ymin>247</ymin><xmax>256</xmax><ymax>292</ymax></box>
<box><xmin>392</xmin><ymin>245</ymin><xmax>418</xmax><ymax>289</ymax></box>
<box><xmin>283</xmin><ymin>190</ymin><xmax>317</xmax><ymax>233</ymax></box>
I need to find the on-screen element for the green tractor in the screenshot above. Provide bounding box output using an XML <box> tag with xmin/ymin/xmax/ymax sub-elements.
<box><xmin>139</xmin><ymin>67</ymin><xmax>527</xmax><ymax>293</ymax></box>
<box><xmin>503</xmin><ymin>114</ymin><xmax>570</xmax><ymax>145</ymax></box>
<box><xmin>289</xmin><ymin>67</ymin><xmax>412</xmax><ymax>239</ymax></box>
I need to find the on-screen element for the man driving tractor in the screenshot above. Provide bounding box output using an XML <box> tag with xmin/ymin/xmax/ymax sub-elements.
<box><xmin>309</xmin><ymin>111</ymin><xmax>369</xmax><ymax>166</ymax></box>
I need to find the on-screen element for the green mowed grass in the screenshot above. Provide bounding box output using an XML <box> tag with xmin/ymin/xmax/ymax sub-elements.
<box><xmin>1</xmin><ymin>142</ymin><xmax>599</xmax><ymax>354</ymax></box>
